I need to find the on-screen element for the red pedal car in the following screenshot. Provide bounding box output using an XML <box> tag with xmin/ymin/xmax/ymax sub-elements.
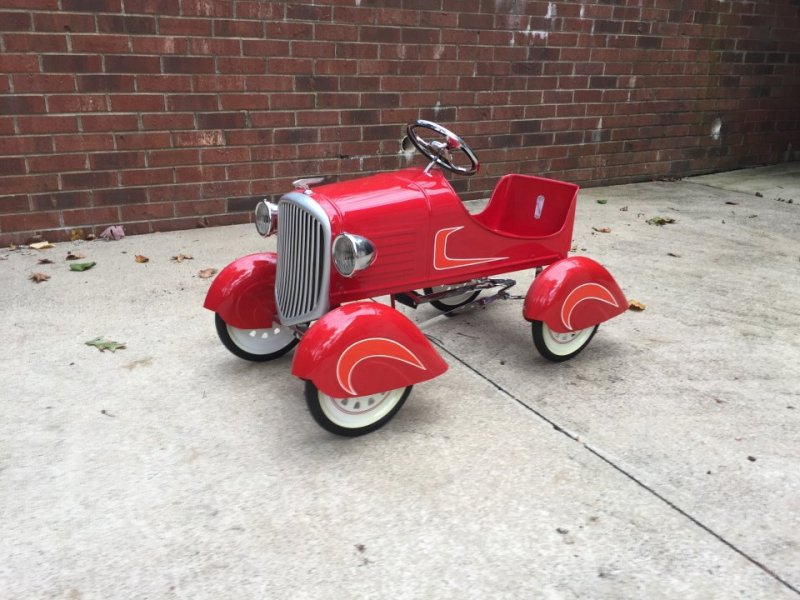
<box><xmin>205</xmin><ymin>120</ymin><xmax>627</xmax><ymax>436</ymax></box>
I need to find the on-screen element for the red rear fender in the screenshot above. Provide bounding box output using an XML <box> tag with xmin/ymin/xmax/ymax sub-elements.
<box><xmin>292</xmin><ymin>302</ymin><xmax>448</xmax><ymax>398</ymax></box>
<box><xmin>203</xmin><ymin>252</ymin><xmax>277</xmax><ymax>329</ymax></box>
<box><xmin>523</xmin><ymin>256</ymin><xmax>626</xmax><ymax>333</ymax></box>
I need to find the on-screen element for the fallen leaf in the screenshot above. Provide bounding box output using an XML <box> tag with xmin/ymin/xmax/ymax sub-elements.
<box><xmin>70</xmin><ymin>229</ymin><xmax>86</xmax><ymax>241</ymax></box>
<box><xmin>135</xmin><ymin>254</ymin><xmax>149</xmax><ymax>263</ymax></box>
<box><xmin>29</xmin><ymin>272</ymin><xmax>50</xmax><ymax>283</ymax></box>
<box><xmin>66</xmin><ymin>251</ymin><xmax>86</xmax><ymax>261</ymax></box>
<box><xmin>628</xmin><ymin>299</ymin><xmax>646</xmax><ymax>311</ymax></box>
<box><xmin>7</xmin><ymin>244</ymin><xmax>18</xmax><ymax>251</ymax></box>
<box><xmin>592</xmin><ymin>226</ymin><xmax>611</xmax><ymax>233</ymax></box>
<box><xmin>646</xmin><ymin>216</ymin><xmax>676</xmax><ymax>226</ymax></box>
<box><xmin>86</xmin><ymin>233</ymin><xmax>96</xmax><ymax>241</ymax></box>
<box><xmin>69</xmin><ymin>261</ymin><xmax>96</xmax><ymax>272</ymax></box>
<box><xmin>30</xmin><ymin>241</ymin><xmax>54</xmax><ymax>250</ymax></box>
<box><xmin>619</xmin><ymin>206</ymin><xmax>629</xmax><ymax>212</ymax></box>
<box><xmin>755</xmin><ymin>192</ymin><xmax>763</xmax><ymax>198</ymax></box>
<box><xmin>748</xmin><ymin>214</ymin><xmax>758</xmax><ymax>219</ymax></box>
<box><xmin>38</xmin><ymin>258</ymin><xmax>55</xmax><ymax>264</ymax></box>
<box><xmin>198</xmin><ymin>268</ymin><xmax>218</xmax><ymax>278</ymax></box>
<box><xmin>0</xmin><ymin>255</ymin><xmax>9</xmax><ymax>260</ymax></box>
<box><xmin>100</xmin><ymin>225</ymin><xmax>125</xmax><ymax>241</ymax></box>
<box><xmin>171</xmin><ymin>253</ymin><xmax>194</xmax><ymax>262</ymax></box>
<box><xmin>725</xmin><ymin>201</ymin><xmax>738</xmax><ymax>205</ymax></box>
<box><xmin>667</xmin><ymin>252</ymin><xmax>682</xmax><ymax>258</ymax></box>
<box><xmin>85</xmin><ymin>337</ymin><xmax>126</xmax><ymax>352</ymax></box>
<box><xmin>596</xmin><ymin>199</ymin><xmax>608</xmax><ymax>205</ymax></box>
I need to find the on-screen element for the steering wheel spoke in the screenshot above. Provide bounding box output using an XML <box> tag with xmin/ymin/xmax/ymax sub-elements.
<box><xmin>406</xmin><ymin>120</ymin><xmax>479</xmax><ymax>176</ymax></box>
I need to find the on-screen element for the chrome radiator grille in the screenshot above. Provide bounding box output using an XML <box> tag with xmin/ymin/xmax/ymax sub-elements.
<box><xmin>275</xmin><ymin>192</ymin><xmax>331</xmax><ymax>326</ymax></box>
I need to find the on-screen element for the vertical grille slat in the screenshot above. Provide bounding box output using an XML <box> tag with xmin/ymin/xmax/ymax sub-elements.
<box><xmin>275</xmin><ymin>193</ymin><xmax>331</xmax><ymax>326</ymax></box>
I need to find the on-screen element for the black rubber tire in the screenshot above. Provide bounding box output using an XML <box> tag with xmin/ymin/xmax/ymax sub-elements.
<box><xmin>214</xmin><ymin>313</ymin><xmax>298</xmax><ymax>362</ymax></box>
<box><xmin>424</xmin><ymin>287</ymin><xmax>480</xmax><ymax>312</ymax></box>
<box><xmin>531</xmin><ymin>320</ymin><xmax>598</xmax><ymax>363</ymax></box>
<box><xmin>305</xmin><ymin>381</ymin><xmax>412</xmax><ymax>437</ymax></box>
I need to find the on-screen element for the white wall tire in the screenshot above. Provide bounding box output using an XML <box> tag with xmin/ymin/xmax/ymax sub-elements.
<box><xmin>424</xmin><ymin>286</ymin><xmax>479</xmax><ymax>312</ymax></box>
<box><xmin>531</xmin><ymin>321</ymin><xmax>598</xmax><ymax>362</ymax></box>
<box><xmin>305</xmin><ymin>381</ymin><xmax>412</xmax><ymax>436</ymax></box>
<box><xmin>215</xmin><ymin>314</ymin><xmax>297</xmax><ymax>362</ymax></box>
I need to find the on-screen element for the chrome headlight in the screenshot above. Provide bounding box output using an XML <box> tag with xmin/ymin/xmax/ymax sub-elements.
<box><xmin>254</xmin><ymin>200</ymin><xmax>278</xmax><ymax>237</ymax></box>
<box><xmin>332</xmin><ymin>233</ymin><xmax>376</xmax><ymax>277</ymax></box>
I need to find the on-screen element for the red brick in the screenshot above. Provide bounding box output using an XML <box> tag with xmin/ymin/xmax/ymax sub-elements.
<box><xmin>0</xmin><ymin>11</ymin><xmax>32</xmax><ymax>31</ymax></box>
<box><xmin>47</xmin><ymin>94</ymin><xmax>107</xmax><ymax>112</ymax></box>
<box><xmin>163</xmin><ymin>56</ymin><xmax>214</xmax><ymax>74</ymax></box>
<box><xmin>81</xmin><ymin>114</ymin><xmax>138</xmax><ymax>131</ymax></box>
<box><xmin>13</xmin><ymin>73</ymin><xmax>75</xmax><ymax>92</ymax></box>
<box><xmin>0</xmin><ymin>157</ymin><xmax>26</xmax><ymax>176</ymax></box>
<box><xmin>159</xmin><ymin>16</ymin><xmax>211</xmax><ymax>36</ymax></box>
<box><xmin>93</xmin><ymin>187</ymin><xmax>148</xmax><ymax>205</ymax></box>
<box><xmin>182</xmin><ymin>0</ymin><xmax>232</xmax><ymax>17</ymax></box>
<box><xmin>3</xmin><ymin>32</ymin><xmax>67</xmax><ymax>52</ymax></box>
<box><xmin>27</xmin><ymin>153</ymin><xmax>87</xmax><ymax>173</ymax></box>
<box><xmin>141</xmin><ymin>113</ymin><xmax>194</xmax><ymax>130</ymax></box>
<box><xmin>120</xmin><ymin>168</ymin><xmax>173</xmax><ymax>186</ymax></box>
<box><xmin>174</xmin><ymin>199</ymin><xmax>225</xmax><ymax>216</ymax></box>
<box><xmin>31</xmin><ymin>191</ymin><xmax>89</xmax><ymax>211</ymax></box>
<box><xmin>63</xmin><ymin>206</ymin><xmax>119</xmax><ymax>226</ymax></box>
<box><xmin>42</xmin><ymin>54</ymin><xmax>101</xmax><ymax>72</ymax></box>
<box><xmin>96</xmin><ymin>14</ymin><xmax>156</xmax><ymax>34</ymax></box>
<box><xmin>124</xmin><ymin>0</ymin><xmax>179</xmax><ymax>15</ymax></box>
<box><xmin>115</xmin><ymin>132</ymin><xmax>170</xmax><ymax>150</ymax></box>
<box><xmin>109</xmin><ymin>94</ymin><xmax>165</xmax><ymax>111</ymax></box>
<box><xmin>148</xmin><ymin>149</ymin><xmax>199</xmax><ymax>166</ymax></box>
<box><xmin>0</xmin><ymin>211</ymin><xmax>60</xmax><ymax>232</ymax></box>
<box><xmin>70</xmin><ymin>34</ymin><xmax>130</xmax><ymax>53</ymax></box>
<box><xmin>105</xmin><ymin>55</ymin><xmax>161</xmax><ymax>73</ymax></box>
<box><xmin>213</xmin><ymin>19</ymin><xmax>263</xmax><ymax>38</ymax></box>
<box><xmin>194</xmin><ymin>75</ymin><xmax>247</xmax><ymax>92</ymax></box>
<box><xmin>0</xmin><ymin>95</ymin><xmax>46</xmax><ymax>114</ymax></box>
<box><xmin>0</xmin><ymin>195</ymin><xmax>30</xmax><ymax>213</ymax></box>
<box><xmin>0</xmin><ymin>174</ymin><xmax>59</xmax><ymax>195</ymax></box>
<box><xmin>173</xmin><ymin>130</ymin><xmax>225</xmax><ymax>147</ymax></box>
<box><xmin>61</xmin><ymin>171</ymin><xmax>116</xmax><ymax>190</ymax></box>
<box><xmin>78</xmin><ymin>74</ymin><xmax>135</xmax><ymax>92</ymax></box>
<box><xmin>120</xmin><ymin>201</ymin><xmax>174</xmax><ymax>220</ymax></box>
<box><xmin>137</xmin><ymin>74</ymin><xmax>193</xmax><ymax>92</ymax></box>
<box><xmin>0</xmin><ymin>135</ymin><xmax>53</xmax><ymax>155</ymax></box>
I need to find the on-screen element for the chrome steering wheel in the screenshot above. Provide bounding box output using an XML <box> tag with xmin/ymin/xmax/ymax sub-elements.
<box><xmin>406</xmin><ymin>120</ymin><xmax>479</xmax><ymax>176</ymax></box>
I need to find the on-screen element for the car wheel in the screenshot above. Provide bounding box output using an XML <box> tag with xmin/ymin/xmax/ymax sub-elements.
<box><xmin>215</xmin><ymin>313</ymin><xmax>298</xmax><ymax>362</ymax></box>
<box><xmin>424</xmin><ymin>286</ymin><xmax>480</xmax><ymax>312</ymax></box>
<box><xmin>305</xmin><ymin>381</ymin><xmax>412</xmax><ymax>436</ymax></box>
<box><xmin>531</xmin><ymin>320</ymin><xmax>598</xmax><ymax>362</ymax></box>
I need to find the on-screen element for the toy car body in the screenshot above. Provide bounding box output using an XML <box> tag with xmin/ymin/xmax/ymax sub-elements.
<box><xmin>205</xmin><ymin>121</ymin><xmax>627</xmax><ymax>436</ymax></box>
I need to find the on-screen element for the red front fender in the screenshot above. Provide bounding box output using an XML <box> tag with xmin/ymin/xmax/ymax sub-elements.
<box><xmin>203</xmin><ymin>252</ymin><xmax>277</xmax><ymax>329</ymax></box>
<box><xmin>523</xmin><ymin>256</ymin><xmax>627</xmax><ymax>333</ymax></box>
<box><xmin>292</xmin><ymin>302</ymin><xmax>448</xmax><ymax>398</ymax></box>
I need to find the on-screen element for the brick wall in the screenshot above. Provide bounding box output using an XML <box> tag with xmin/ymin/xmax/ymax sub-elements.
<box><xmin>1</xmin><ymin>0</ymin><xmax>799</xmax><ymax>245</ymax></box>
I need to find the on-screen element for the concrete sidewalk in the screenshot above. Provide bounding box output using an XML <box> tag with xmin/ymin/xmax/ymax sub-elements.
<box><xmin>1</xmin><ymin>164</ymin><xmax>798</xmax><ymax>599</ymax></box>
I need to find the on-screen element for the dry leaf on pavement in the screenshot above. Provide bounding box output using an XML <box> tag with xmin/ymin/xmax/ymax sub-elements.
<box><xmin>592</xmin><ymin>226</ymin><xmax>611</xmax><ymax>233</ymax></box>
<box><xmin>30</xmin><ymin>241</ymin><xmax>54</xmax><ymax>250</ymax></box>
<box><xmin>66</xmin><ymin>251</ymin><xmax>85</xmax><ymax>261</ymax></box>
<box><xmin>198</xmin><ymin>268</ymin><xmax>218</xmax><ymax>278</ymax></box>
<box><xmin>69</xmin><ymin>261</ymin><xmax>96</xmax><ymax>272</ymax></box>
<box><xmin>100</xmin><ymin>225</ymin><xmax>125</xmax><ymax>241</ymax></box>
<box><xmin>628</xmin><ymin>299</ymin><xmax>646</xmax><ymax>311</ymax></box>
<box><xmin>29</xmin><ymin>272</ymin><xmax>50</xmax><ymax>283</ymax></box>
<box><xmin>85</xmin><ymin>337</ymin><xmax>126</xmax><ymax>352</ymax></box>
<box><xmin>171</xmin><ymin>253</ymin><xmax>194</xmax><ymax>262</ymax></box>
<box><xmin>38</xmin><ymin>258</ymin><xmax>54</xmax><ymax>264</ymax></box>
<box><xmin>646</xmin><ymin>216</ymin><xmax>676</xmax><ymax>226</ymax></box>
<box><xmin>135</xmin><ymin>254</ymin><xmax>149</xmax><ymax>263</ymax></box>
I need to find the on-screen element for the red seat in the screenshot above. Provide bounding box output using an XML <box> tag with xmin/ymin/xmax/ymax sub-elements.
<box><xmin>473</xmin><ymin>174</ymin><xmax>579</xmax><ymax>238</ymax></box>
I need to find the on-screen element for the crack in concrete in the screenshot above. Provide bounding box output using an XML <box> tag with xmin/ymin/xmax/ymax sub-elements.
<box><xmin>432</xmin><ymin>340</ymin><xmax>800</xmax><ymax>596</ymax></box>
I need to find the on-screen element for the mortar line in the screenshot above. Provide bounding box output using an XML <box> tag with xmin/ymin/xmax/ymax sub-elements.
<box><xmin>432</xmin><ymin>341</ymin><xmax>800</xmax><ymax>596</ymax></box>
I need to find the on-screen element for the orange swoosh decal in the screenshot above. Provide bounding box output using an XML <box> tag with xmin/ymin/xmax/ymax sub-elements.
<box><xmin>336</xmin><ymin>338</ymin><xmax>426</xmax><ymax>396</ymax></box>
<box><xmin>561</xmin><ymin>283</ymin><xmax>618</xmax><ymax>330</ymax></box>
<box><xmin>433</xmin><ymin>227</ymin><xmax>506</xmax><ymax>270</ymax></box>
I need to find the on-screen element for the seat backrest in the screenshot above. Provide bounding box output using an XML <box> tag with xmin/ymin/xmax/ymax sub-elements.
<box><xmin>474</xmin><ymin>174</ymin><xmax>576</xmax><ymax>238</ymax></box>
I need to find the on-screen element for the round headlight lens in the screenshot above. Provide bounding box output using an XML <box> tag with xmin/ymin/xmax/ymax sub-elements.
<box><xmin>254</xmin><ymin>200</ymin><xmax>278</xmax><ymax>237</ymax></box>
<box><xmin>333</xmin><ymin>233</ymin><xmax>375</xmax><ymax>277</ymax></box>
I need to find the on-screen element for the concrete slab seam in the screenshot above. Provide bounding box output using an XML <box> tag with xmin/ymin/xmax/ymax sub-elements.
<box><xmin>431</xmin><ymin>340</ymin><xmax>800</xmax><ymax>597</ymax></box>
